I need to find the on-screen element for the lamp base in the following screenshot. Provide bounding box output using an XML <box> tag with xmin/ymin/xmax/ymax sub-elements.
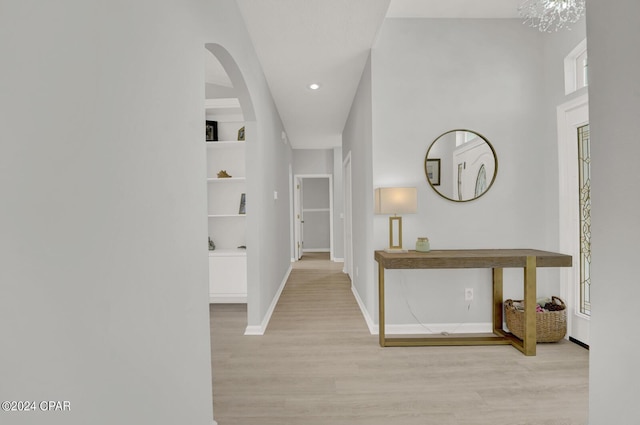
<box><xmin>384</xmin><ymin>248</ymin><xmax>409</xmax><ymax>254</ymax></box>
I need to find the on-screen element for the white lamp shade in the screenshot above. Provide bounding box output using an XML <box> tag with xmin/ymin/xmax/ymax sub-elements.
<box><xmin>374</xmin><ymin>187</ymin><xmax>417</xmax><ymax>215</ymax></box>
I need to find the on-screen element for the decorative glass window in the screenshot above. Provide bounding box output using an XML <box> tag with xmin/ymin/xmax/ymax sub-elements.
<box><xmin>578</xmin><ymin>124</ymin><xmax>591</xmax><ymax>316</ymax></box>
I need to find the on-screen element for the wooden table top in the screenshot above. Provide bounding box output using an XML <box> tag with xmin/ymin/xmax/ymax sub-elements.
<box><xmin>374</xmin><ymin>249</ymin><xmax>572</xmax><ymax>269</ymax></box>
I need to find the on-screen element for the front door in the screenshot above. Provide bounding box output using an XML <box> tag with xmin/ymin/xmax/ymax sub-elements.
<box><xmin>558</xmin><ymin>95</ymin><xmax>590</xmax><ymax>346</ymax></box>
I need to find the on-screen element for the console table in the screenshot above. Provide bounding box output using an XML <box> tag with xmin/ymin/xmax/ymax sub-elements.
<box><xmin>375</xmin><ymin>249</ymin><xmax>572</xmax><ymax>356</ymax></box>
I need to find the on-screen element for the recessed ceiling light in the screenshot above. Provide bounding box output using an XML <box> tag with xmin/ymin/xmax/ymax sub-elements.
<box><xmin>309</xmin><ymin>83</ymin><xmax>320</xmax><ymax>90</ymax></box>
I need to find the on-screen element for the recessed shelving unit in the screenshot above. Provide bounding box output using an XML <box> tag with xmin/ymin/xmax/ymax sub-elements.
<box><xmin>206</xmin><ymin>99</ymin><xmax>248</xmax><ymax>303</ymax></box>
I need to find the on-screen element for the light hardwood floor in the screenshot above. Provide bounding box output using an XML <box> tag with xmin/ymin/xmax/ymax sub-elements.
<box><xmin>210</xmin><ymin>253</ymin><xmax>589</xmax><ymax>425</ymax></box>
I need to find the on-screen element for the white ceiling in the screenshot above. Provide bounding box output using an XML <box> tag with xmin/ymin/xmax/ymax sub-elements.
<box><xmin>387</xmin><ymin>0</ymin><xmax>520</xmax><ymax>18</ymax></box>
<box><xmin>235</xmin><ymin>0</ymin><xmax>522</xmax><ymax>149</ymax></box>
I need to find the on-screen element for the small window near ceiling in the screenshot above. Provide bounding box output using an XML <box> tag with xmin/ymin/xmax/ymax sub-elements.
<box><xmin>576</xmin><ymin>49</ymin><xmax>588</xmax><ymax>90</ymax></box>
<box><xmin>564</xmin><ymin>39</ymin><xmax>588</xmax><ymax>95</ymax></box>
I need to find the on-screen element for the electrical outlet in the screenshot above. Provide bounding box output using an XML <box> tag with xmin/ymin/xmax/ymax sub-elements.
<box><xmin>464</xmin><ymin>288</ymin><xmax>474</xmax><ymax>301</ymax></box>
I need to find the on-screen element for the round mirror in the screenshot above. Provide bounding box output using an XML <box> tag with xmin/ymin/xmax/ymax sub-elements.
<box><xmin>424</xmin><ymin>129</ymin><xmax>498</xmax><ymax>202</ymax></box>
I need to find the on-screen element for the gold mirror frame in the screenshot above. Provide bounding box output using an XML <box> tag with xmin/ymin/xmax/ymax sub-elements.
<box><xmin>424</xmin><ymin>129</ymin><xmax>498</xmax><ymax>202</ymax></box>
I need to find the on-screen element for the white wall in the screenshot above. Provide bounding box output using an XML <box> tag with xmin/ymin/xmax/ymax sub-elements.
<box><xmin>0</xmin><ymin>0</ymin><xmax>290</xmax><ymax>424</ymax></box>
<box><xmin>586</xmin><ymin>1</ymin><xmax>640</xmax><ymax>422</ymax></box>
<box><xmin>367</xmin><ymin>18</ymin><xmax>559</xmax><ymax>326</ymax></box>
<box><xmin>292</xmin><ymin>149</ymin><xmax>333</xmax><ymax>174</ymax></box>
<box><xmin>246</xmin><ymin>108</ymin><xmax>292</xmax><ymax>329</ymax></box>
<box><xmin>333</xmin><ymin>147</ymin><xmax>345</xmax><ymax>260</ymax></box>
<box><xmin>343</xmin><ymin>53</ymin><xmax>376</xmax><ymax>317</ymax></box>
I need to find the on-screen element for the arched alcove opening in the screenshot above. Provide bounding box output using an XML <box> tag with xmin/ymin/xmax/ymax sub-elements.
<box><xmin>205</xmin><ymin>43</ymin><xmax>255</xmax><ymax>121</ymax></box>
<box><xmin>203</xmin><ymin>43</ymin><xmax>256</xmax><ymax>328</ymax></box>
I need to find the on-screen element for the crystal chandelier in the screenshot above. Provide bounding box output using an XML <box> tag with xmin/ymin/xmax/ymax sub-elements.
<box><xmin>518</xmin><ymin>0</ymin><xmax>585</xmax><ymax>32</ymax></box>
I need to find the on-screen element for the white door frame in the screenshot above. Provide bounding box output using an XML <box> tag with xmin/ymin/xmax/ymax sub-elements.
<box><xmin>293</xmin><ymin>174</ymin><xmax>334</xmax><ymax>261</ymax></box>
<box><xmin>289</xmin><ymin>163</ymin><xmax>295</xmax><ymax>262</ymax></box>
<box><xmin>343</xmin><ymin>152</ymin><xmax>353</xmax><ymax>279</ymax></box>
<box><xmin>557</xmin><ymin>94</ymin><xmax>590</xmax><ymax>346</ymax></box>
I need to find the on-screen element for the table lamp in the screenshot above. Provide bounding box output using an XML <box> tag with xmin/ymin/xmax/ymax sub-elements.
<box><xmin>375</xmin><ymin>187</ymin><xmax>417</xmax><ymax>253</ymax></box>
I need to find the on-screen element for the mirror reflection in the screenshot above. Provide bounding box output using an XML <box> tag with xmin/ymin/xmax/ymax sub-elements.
<box><xmin>424</xmin><ymin>130</ymin><xmax>497</xmax><ymax>202</ymax></box>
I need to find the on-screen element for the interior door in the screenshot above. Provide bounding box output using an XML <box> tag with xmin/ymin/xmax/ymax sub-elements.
<box><xmin>293</xmin><ymin>175</ymin><xmax>333</xmax><ymax>260</ymax></box>
<box><xmin>294</xmin><ymin>177</ymin><xmax>304</xmax><ymax>260</ymax></box>
<box><xmin>558</xmin><ymin>95</ymin><xmax>590</xmax><ymax>346</ymax></box>
<box><xmin>343</xmin><ymin>154</ymin><xmax>353</xmax><ymax>279</ymax></box>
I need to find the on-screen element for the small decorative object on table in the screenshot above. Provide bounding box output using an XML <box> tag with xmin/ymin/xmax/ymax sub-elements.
<box><xmin>217</xmin><ymin>170</ymin><xmax>232</xmax><ymax>178</ymax></box>
<box><xmin>237</xmin><ymin>126</ymin><xmax>245</xmax><ymax>141</ymax></box>
<box><xmin>415</xmin><ymin>237</ymin><xmax>430</xmax><ymax>252</ymax></box>
<box><xmin>208</xmin><ymin>237</ymin><xmax>216</xmax><ymax>251</ymax></box>
<box><xmin>505</xmin><ymin>296</ymin><xmax>567</xmax><ymax>342</ymax></box>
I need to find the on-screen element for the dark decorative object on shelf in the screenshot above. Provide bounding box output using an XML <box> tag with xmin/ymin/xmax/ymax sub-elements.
<box><xmin>217</xmin><ymin>170</ymin><xmax>232</xmax><ymax>178</ymax></box>
<box><xmin>206</xmin><ymin>120</ymin><xmax>218</xmax><ymax>142</ymax></box>
<box><xmin>238</xmin><ymin>193</ymin><xmax>246</xmax><ymax>214</ymax></box>
<box><xmin>237</xmin><ymin>126</ymin><xmax>245</xmax><ymax>141</ymax></box>
<box><xmin>208</xmin><ymin>237</ymin><xmax>216</xmax><ymax>251</ymax></box>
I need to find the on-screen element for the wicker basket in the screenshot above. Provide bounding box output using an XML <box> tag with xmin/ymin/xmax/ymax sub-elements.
<box><xmin>504</xmin><ymin>296</ymin><xmax>567</xmax><ymax>343</ymax></box>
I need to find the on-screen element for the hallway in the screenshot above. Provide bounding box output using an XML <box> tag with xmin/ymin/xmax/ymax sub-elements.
<box><xmin>209</xmin><ymin>256</ymin><xmax>588</xmax><ymax>425</ymax></box>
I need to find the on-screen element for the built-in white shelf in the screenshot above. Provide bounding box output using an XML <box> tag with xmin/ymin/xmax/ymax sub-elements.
<box><xmin>208</xmin><ymin>248</ymin><xmax>247</xmax><ymax>257</ymax></box>
<box><xmin>208</xmin><ymin>214</ymin><xmax>246</xmax><ymax>218</ymax></box>
<box><xmin>206</xmin><ymin>140</ymin><xmax>245</xmax><ymax>148</ymax></box>
<box><xmin>206</xmin><ymin>177</ymin><xmax>246</xmax><ymax>183</ymax></box>
<box><xmin>205</xmin><ymin>99</ymin><xmax>243</xmax><ymax>122</ymax></box>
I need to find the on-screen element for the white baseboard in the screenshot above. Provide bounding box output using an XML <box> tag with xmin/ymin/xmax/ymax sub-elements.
<box><xmin>209</xmin><ymin>295</ymin><xmax>247</xmax><ymax>304</ymax></box>
<box><xmin>303</xmin><ymin>249</ymin><xmax>330</xmax><ymax>253</ymax></box>
<box><xmin>332</xmin><ymin>257</ymin><xmax>344</xmax><ymax>263</ymax></box>
<box><xmin>351</xmin><ymin>284</ymin><xmax>377</xmax><ymax>334</ymax></box>
<box><xmin>349</xmin><ymin>284</ymin><xmax>493</xmax><ymax>335</ymax></box>
<box><xmin>243</xmin><ymin>325</ymin><xmax>264</xmax><ymax>336</ymax></box>
<box><xmin>244</xmin><ymin>265</ymin><xmax>292</xmax><ymax>336</ymax></box>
